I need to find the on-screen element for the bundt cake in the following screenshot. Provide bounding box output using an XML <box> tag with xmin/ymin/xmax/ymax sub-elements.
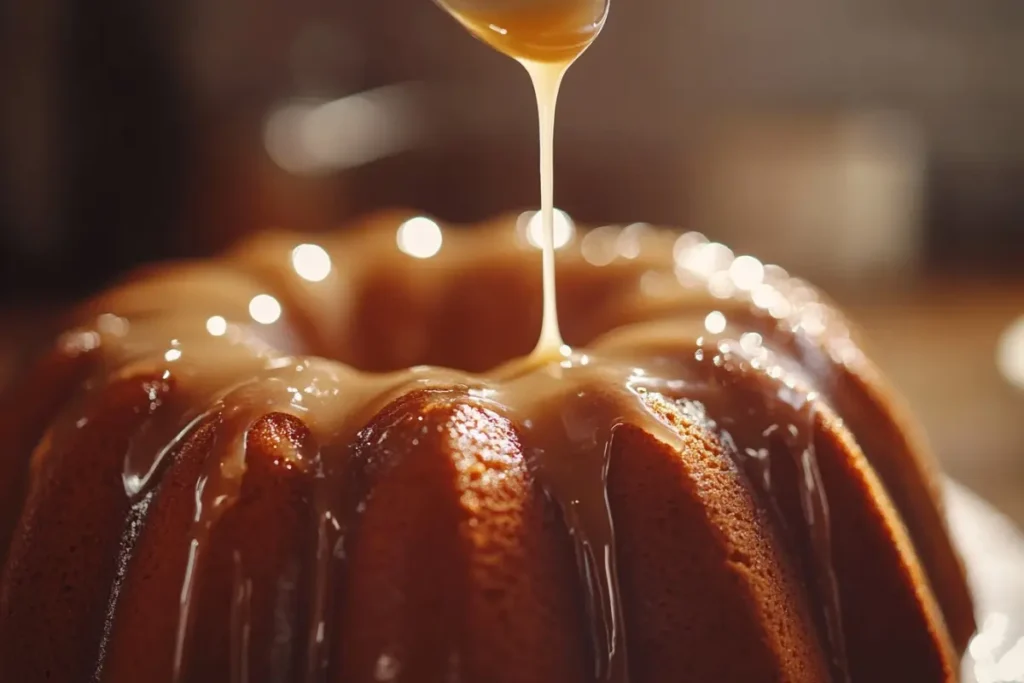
<box><xmin>0</xmin><ymin>212</ymin><xmax>975</xmax><ymax>682</ymax></box>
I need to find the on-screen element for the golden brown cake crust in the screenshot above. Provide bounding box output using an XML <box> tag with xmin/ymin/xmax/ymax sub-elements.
<box><xmin>0</xmin><ymin>213</ymin><xmax>974</xmax><ymax>682</ymax></box>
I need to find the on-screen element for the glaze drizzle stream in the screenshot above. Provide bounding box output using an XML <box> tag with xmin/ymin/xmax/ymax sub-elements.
<box><xmin>434</xmin><ymin>0</ymin><xmax>609</xmax><ymax>362</ymax></box>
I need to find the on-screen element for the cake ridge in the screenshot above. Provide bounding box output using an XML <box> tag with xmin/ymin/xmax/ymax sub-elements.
<box><xmin>66</xmin><ymin>318</ymin><xmax>843</xmax><ymax>683</ymax></box>
<box><xmin>0</xmin><ymin>212</ymin><xmax>975</xmax><ymax>682</ymax></box>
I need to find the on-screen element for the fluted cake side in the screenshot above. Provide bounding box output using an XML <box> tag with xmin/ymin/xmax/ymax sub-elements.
<box><xmin>0</xmin><ymin>213</ymin><xmax>974</xmax><ymax>682</ymax></box>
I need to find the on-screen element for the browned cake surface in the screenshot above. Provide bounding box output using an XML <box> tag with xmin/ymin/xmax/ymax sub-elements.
<box><xmin>0</xmin><ymin>214</ymin><xmax>974</xmax><ymax>682</ymax></box>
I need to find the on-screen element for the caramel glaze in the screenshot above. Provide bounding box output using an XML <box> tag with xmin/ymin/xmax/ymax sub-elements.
<box><xmin>0</xmin><ymin>212</ymin><xmax>974</xmax><ymax>682</ymax></box>
<box><xmin>437</xmin><ymin>0</ymin><xmax>608</xmax><ymax>64</ymax></box>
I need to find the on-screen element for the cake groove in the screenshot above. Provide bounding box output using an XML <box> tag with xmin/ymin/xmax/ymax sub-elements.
<box><xmin>0</xmin><ymin>213</ymin><xmax>974</xmax><ymax>682</ymax></box>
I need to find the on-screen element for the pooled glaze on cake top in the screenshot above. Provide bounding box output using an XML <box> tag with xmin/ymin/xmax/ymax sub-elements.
<box><xmin>41</xmin><ymin>212</ymin><xmax>867</xmax><ymax>683</ymax></box>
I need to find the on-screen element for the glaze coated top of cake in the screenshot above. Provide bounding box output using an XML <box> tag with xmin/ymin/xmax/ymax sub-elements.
<box><xmin>0</xmin><ymin>212</ymin><xmax>974</xmax><ymax>682</ymax></box>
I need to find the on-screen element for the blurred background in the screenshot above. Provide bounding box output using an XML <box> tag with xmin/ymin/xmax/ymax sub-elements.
<box><xmin>0</xmin><ymin>0</ymin><xmax>1022</xmax><ymax>521</ymax></box>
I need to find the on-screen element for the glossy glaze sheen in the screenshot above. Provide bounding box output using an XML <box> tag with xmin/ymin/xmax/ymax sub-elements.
<box><xmin>0</xmin><ymin>213</ymin><xmax>974</xmax><ymax>682</ymax></box>
<box><xmin>436</xmin><ymin>0</ymin><xmax>609</xmax><ymax>64</ymax></box>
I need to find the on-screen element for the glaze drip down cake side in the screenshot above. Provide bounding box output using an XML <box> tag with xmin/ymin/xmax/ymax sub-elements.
<box><xmin>0</xmin><ymin>212</ymin><xmax>975</xmax><ymax>682</ymax></box>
